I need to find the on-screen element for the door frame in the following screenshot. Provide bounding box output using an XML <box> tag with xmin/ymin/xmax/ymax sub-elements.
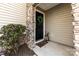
<box><xmin>34</xmin><ymin>9</ymin><xmax>45</xmax><ymax>44</ymax></box>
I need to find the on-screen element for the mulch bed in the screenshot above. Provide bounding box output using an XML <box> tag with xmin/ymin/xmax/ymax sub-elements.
<box><xmin>16</xmin><ymin>44</ymin><xmax>36</xmax><ymax>56</ymax></box>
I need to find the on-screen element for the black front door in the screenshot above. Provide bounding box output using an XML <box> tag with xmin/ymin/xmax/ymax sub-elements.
<box><xmin>36</xmin><ymin>11</ymin><xmax>43</xmax><ymax>41</ymax></box>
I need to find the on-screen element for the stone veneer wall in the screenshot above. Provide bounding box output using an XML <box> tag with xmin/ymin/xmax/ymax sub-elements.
<box><xmin>71</xmin><ymin>3</ymin><xmax>79</xmax><ymax>56</ymax></box>
<box><xmin>26</xmin><ymin>4</ymin><xmax>35</xmax><ymax>49</ymax></box>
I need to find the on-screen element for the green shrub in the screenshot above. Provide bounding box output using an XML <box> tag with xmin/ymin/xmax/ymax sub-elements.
<box><xmin>0</xmin><ymin>24</ymin><xmax>26</xmax><ymax>55</ymax></box>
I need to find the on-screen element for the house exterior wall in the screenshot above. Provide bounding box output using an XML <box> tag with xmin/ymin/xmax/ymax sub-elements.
<box><xmin>71</xmin><ymin>3</ymin><xmax>79</xmax><ymax>56</ymax></box>
<box><xmin>0</xmin><ymin>3</ymin><xmax>26</xmax><ymax>29</ymax></box>
<box><xmin>45</xmin><ymin>4</ymin><xmax>74</xmax><ymax>47</ymax></box>
<box><xmin>0</xmin><ymin>3</ymin><xmax>28</xmax><ymax>45</ymax></box>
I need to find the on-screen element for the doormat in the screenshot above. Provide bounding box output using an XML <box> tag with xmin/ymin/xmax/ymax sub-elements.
<box><xmin>36</xmin><ymin>40</ymin><xmax>48</xmax><ymax>47</ymax></box>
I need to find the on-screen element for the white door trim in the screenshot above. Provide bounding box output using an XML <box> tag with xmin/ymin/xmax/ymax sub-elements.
<box><xmin>34</xmin><ymin>9</ymin><xmax>45</xmax><ymax>44</ymax></box>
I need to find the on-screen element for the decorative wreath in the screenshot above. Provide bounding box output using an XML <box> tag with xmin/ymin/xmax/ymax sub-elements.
<box><xmin>37</xmin><ymin>16</ymin><xmax>43</xmax><ymax>24</ymax></box>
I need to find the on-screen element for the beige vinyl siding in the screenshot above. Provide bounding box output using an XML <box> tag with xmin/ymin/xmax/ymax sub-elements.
<box><xmin>0</xmin><ymin>3</ymin><xmax>26</xmax><ymax>29</ymax></box>
<box><xmin>45</xmin><ymin>4</ymin><xmax>74</xmax><ymax>47</ymax></box>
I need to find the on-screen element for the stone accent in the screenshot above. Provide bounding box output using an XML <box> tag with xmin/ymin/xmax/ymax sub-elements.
<box><xmin>26</xmin><ymin>4</ymin><xmax>35</xmax><ymax>49</ymax></box>
<box><xmin>71</xmin><ymin>3</ymin><xmax>79</xmax><ymax>56</ymax></box>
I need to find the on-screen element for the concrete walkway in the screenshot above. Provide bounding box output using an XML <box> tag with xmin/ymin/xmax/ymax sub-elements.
<box><xmin>33</xmin><ymin>41</ymin><xmax>75</xmax><ymax>56</ymax></box>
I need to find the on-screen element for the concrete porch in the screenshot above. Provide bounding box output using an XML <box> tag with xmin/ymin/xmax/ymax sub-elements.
<box><xmin>33</xmin><ymin>41</ymin><xmax>75</xmax><ymax>56</ymax></box>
